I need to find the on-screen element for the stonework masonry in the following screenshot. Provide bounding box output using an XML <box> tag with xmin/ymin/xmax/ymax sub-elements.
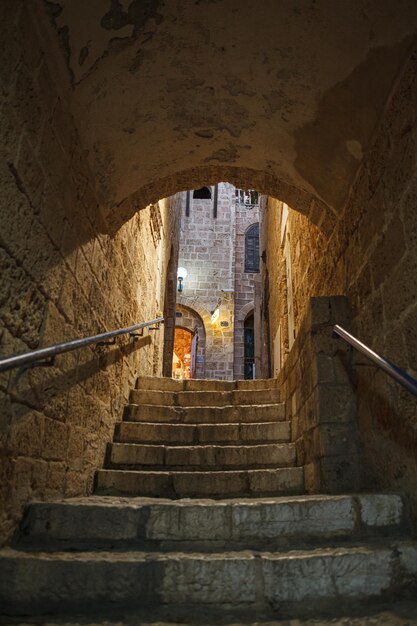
<box><xmin>277</xmin><ymin>296</ymin><xmax>361</xmax><ymax>494</ymax></box>
<box><xmin>261</xmin><ymin>46</ymin><xmax>417</xmax><ymax>519</ymax></box>
<box><xmin>0</xmin><ymin>5</ymin><xmax>180</xmax><ymax>544</ymax></box>
<box><xmin>176</xmin><ymin>184</ymin><xmax>259</xmax><ymax>380</ymax></box>
<box><xmin>233</xmin><ymin>201</ymin><xmax>259</xmax><ymax>380</ymax></box>
<box><xmin>32</xmin><ymin>0</ymin><xmax>417</xmax><ymax>235</ymax></box>
<box><xmin>3</xmin><ymin>0</ymin><xmax>417</xmax><ymax>547</ymax></box>
<box><xmin>177</xmin><ymin>184</ymin><xmax>235</xmax><ymax>379</ymax></box>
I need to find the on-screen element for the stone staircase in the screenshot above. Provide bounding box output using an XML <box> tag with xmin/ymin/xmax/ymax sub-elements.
<box><xmin>1</xmin><ymin>377</ymin><xmax>417</xmax><ymax>622</ymax></box>
<box><xmin>95</xmin><ymin>376</ymin><xmax>303</xmax><ymax>498</ymax></box>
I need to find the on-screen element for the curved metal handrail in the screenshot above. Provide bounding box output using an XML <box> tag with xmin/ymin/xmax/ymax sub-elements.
<box><xmin>333</xmin><ymin>324</ymin><xmax>417</xmax><ymax>397</ymax></box>
<box><xmin>0</xmin><ymin>317</ymin><xmax>164</xmax><ymax>373</ymax></box>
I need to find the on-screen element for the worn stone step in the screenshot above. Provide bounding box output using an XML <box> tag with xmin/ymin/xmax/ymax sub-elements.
<box><xmin>94</xmin><ymin>467</ymin><xmax>304</xmax><ymax>497</ymax></box>
<box><xmin>108</xmin><ymin>442</ymin><xmax>296</xmax><ymax>469</ymax></box>
<box><xmin>124</xmin><ymin>403</ymin><xmax>286</xmax><ymax>424</ymax></box>
<box><xmin>1</xmin><ymin>542</ymin><xmax>416</xmax><ymax>616</ymax></box>
<box><xmin>17</xmin><ymin>494</ymin><xmax>408</xmax><ymax>552</ymax></box>
<box><xmin>135</xmin><ymin>376</ymin><xmax>279</xmax><ymax>392</ymax></box>
<box><xmin>129</xmin><ymin>388</ymin><xmax>281</xmax><ymax>407</ymax></box>
<box><xmin>234</xmin><ymin>379</ymin><xmax>280</xmax><ymax>391</ymax></box>
<box><xmin>115</xmin><ymin>420</ymin><xmax>291</xmax><ymax>444</ymax></box>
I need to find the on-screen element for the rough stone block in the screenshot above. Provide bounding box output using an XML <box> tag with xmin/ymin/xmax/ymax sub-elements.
<box><xmin>42</xmin><ymin>418</ymin><xmax>69</xmax><ymax>461</ymax></box>
<box><xmin>110</xmin><ymin>443</ymin><xmax>165</xmax><ymax>466</ymax></box>
<box><xmin>173</xmin><ymin>470</ymin><xmax>247</xmax><ymax>497</ymax></box>
<box><xmin>316</xmin><ymin>383</ymin><xmax>356</xmax><ymax>423</ymax></box>
<box><xmin>239</xmin><ymin>421</ymin><xmax>291</xmax><ymax>442</ymax></box>
<box><xmin>6</xmin><ymin>408</ymin><xmax>43</xmax><ymax>457</ymax></box>
<box><xmin>231</xmin><ymin>495</ymin><xmax>355</xmax><ymax>540</ymax></box>
<box><xmin>0</xmin><ymin>548</ymin><xmax>155</xmax><ymax>613</ymax></box>
<box><xmin>301</xmin><ymin>460</ymin><xmax>320</xmax><ymax>493</ymax></box>
<box><xmin>117</xmin><ymin>421</ymin><xmax>196</xmax><ymax>444</ymax></box>
<box><xmin>262</xmin><ymin>545</ymin><xmax>393</xmax><ymax>602</ymax></box>
<box><xmin>248</xmin><ymin>467</ymin><xmax>304</xmax><ymax>494</ymax></box>
<box><xmin>95</xmin><ymin>469</ymin><xmax>172</xmax><ymax>497</ymax></box>
<box><xmin>319</xmin><ymin>454</ymin><xmax>361</xmax><ymax>493</ymax></box>
<box><xmin>197</xmin><ymin>423</ymin><xmax>240</xmax><ymax>442</ymax></box>
<box><xmin>136</xmin><ymin>376</ymin><xmax>184</xmax><ymax>391</ymax></box>
<box><xmin>314</xmin><ymin>422</ymin><xmax>358</xmax><ymax>458</ymax></box>
<box><xmin>160</xmin><ymin>554</ymin><xmax>256</xmax><ymax>604</ymax></box>
<box><xmin>359</xmin><ymin>493</ymin><xmax>404</xmax><ymax>528</ymax></box>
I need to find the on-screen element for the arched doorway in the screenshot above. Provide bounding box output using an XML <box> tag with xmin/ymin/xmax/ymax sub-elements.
<box><xmin>172</xmin><ymin>327</ymin><xmax>197</xmax><ymax>380</ymax></box>
<box><xmin>244</xmin><ymin>313</ymin><xmax>255</xmax><ymax>379</ymax></box>
<box><xmin>173</xmin><ymin>304</ymin><xmax>207</xmax><ymax>378</ymax></box>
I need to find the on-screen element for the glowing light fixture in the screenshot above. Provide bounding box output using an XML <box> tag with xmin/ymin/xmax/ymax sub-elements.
<box><xmin>210</xmin><ymin>297</ymin><xmax>222</xmax><ymax>325</ymax></box>
<box><xmin>177</xmin><ymin>267</ymin><xmax>188</xmax><ymax>293</ymax></box>
<box><xmin>210</xmin><ymin>307</ymin><xmax>220</xmax><ymax>324</ymax></box>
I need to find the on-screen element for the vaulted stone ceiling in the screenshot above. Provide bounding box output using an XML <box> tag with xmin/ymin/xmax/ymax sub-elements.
<box><xmin>42</xmin><ymin>0</ymin><xmax>417</xmax><ymax>227</ymax></box>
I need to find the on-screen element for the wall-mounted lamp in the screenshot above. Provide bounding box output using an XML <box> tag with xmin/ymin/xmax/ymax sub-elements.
<box><xmin>177</xmin><ymin>267</ymin><xmax>188</xmax><ymax>293</ymax></box>
<box><xmin>210</xmin><ymin>308</ymin><xmax>220</xmax><ymax>324</ymax></box>
<box><xmin>210</xmin><ymin>297</ymin><xmax>222</xmax><ymax>325</ymax></box>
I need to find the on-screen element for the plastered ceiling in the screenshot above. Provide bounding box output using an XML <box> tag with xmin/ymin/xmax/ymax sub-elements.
<box><xmin>43</xmin><ymin>0</ymin><xmax>417</xmax><ymax>226</ymax></box>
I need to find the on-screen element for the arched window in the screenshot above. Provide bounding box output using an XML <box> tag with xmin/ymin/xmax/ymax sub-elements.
<box><xmin>193</xmin><ymin>186</ymin><xmax>211</xmax><ymax>199</ymax></box>
<box><xmin>245</xmin><ymin>223</ymin><xmax>260</xmax><ymax>273</ymax></box>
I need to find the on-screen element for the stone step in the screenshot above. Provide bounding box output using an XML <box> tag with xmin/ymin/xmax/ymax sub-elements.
<box><xmin>115</xmin><ymin>420</ymin><xmax>291</xmax><ymax>444</ymax></box>
<box><xmin>17</xmin><ymin>494</ymin><xmax>407</xmax><ymax>552</ymax></box>
<box><xmin>94</xmin><ymin>467</ymin><xmax>304</xmax><ymax>497</ymax></box>
<box><xmin>124</xmin><ymin>403</ymin><xmax>286</xmax><ymax>424</ymax></box>
<box><xmin>108</xmin><ymin>442</ymin><xmax>296</xmax><ymax>469</ymax></box>
<box><xmin>1</xmin><ymin>542</ymin><xmax>416</xmax><ymax>616</ymax></box>
<box><xmin>136</xmin><ymin>376</ymin><xmax>279</xmax><ymax>392</ymax></box>
<box><xmin>129</xmin><ymin>388</ymin><xmax>281</xmax><ymax>407</ymax></box>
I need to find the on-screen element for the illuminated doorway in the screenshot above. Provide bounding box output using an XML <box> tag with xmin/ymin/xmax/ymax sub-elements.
<box><xmin>172</xmin><ymin>327</ymin><xmax>198</xmax><ymax>379</ymax></box>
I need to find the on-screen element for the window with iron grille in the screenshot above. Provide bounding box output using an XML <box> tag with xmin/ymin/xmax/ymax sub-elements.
<box><xmin>245</xmin><ymin>223</ymin><xmax>260</xmax><ymax>273</ymax></box>
<box><xmin>235</xmin><ymin>188</ymin><xmax>259</xmax><ymax>207</ymax></box>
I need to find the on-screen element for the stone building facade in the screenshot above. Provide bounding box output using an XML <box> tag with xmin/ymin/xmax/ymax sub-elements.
<box><xmin>174</xmin><ymin>184</ymin><xmax>259</xmax><ymax>380</ymax></box>
<box><xmin>233</xmin><ymin>193</ymin><xmax>261</xmax><ymax>380</ymax></box>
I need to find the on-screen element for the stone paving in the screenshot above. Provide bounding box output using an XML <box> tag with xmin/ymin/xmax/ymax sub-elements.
<box><xmin>1</xmin><ymin>379</ymin><xmax>417</xmax><ymax>622</ymax></box>
<box><xmin>3</xmin><ymin>604</ymin><xmax>417</xmax><ymax>625</ymax></box>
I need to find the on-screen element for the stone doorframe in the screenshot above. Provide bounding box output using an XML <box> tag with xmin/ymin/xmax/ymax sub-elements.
<box><xmin>234</xmin><ymin>301</ymin><xmax>254</xmax><ymax>380</ymax></box>
<box><xmin>175</xmin><ymin>303</ymin><xmax>207</xmax><ymax>379</ymax></box>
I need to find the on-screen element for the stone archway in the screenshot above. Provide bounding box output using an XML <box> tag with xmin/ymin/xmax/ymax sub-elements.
<box><xmin>107</xmin><ymin>166</ymin><xmax>334</xmax><ymax>236</ymax></box>
<box><xmin>37</xmin><ymin>1</ymin><xmax>417</xmax><ymax>237</ymax></box>
<box><xmin>177</xmin><ymin>295</ymin><xmax>235</xmax><ymax>380</ymax></box>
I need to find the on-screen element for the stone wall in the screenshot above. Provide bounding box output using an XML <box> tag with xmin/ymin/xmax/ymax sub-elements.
<box><xmin>176</xmin><ymin>185</ymin><xmax>235</xmax><ymax>379</ymax></box>
<box><xmin>161</xmin><ymin>194</ymin><xmax>183</xmax><ymax>378</ymax></box>
<box><xmin>261</xmin><ymin>47</ymin><xmax>417</xmax><ymax>517</ymax></box>
<box><xmin>0</xmin><ymin>4</ymin><xmax>180</xmax><ymax>544</ymax></box>
<box><xmin>233</xmin><ymin>200</ymin><xmax>259</xmax><ymax>380</ymax></box>
<box><xmin>277</xmin><ymin>297</ymin><xmax>360</xmax><ymax>493</ymax></box>
<box><xmin>176</xmin><ymin>184</ymin><xmax>260</xmax><ymax>380</ymax></box>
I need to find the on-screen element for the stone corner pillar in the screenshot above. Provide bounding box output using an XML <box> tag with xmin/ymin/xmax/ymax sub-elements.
<box><xmin>284</xmin><ymin>295</ymin><xmax>362</xmax><ymax>494</ymax></box>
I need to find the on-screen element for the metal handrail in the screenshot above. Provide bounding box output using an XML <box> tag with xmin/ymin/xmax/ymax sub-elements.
<box><xmin>0</xmin><ymin>316</ymin><xmax>164</xmax><ymax>373</ymax></box>
<box><xmin>333</xmin><ymin>324</ymin><xmax>417</xmax><ymax>397</ymax></box>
